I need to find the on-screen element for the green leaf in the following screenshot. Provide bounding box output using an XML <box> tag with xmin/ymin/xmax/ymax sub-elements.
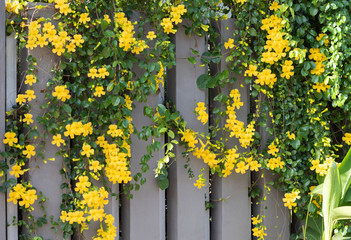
<box><xmin>187</xmin><ymin>57</ymin><xmax>197</xmax><ymax>65</ymax></box>
<box><xmin>62</xmin><ymin>104</ymin><xmax>72</xmax><ymax>114</ymax></box>
<box><xmin>304</xmin><ymin>214</ymin><xmax>323</xmax><ymax>240</ymax></box>
<box><xmin>323</xmin><ymin>163</ymin><xmax>341</xmax><ymax>240</ymax></box>
<box><xmin>102</xmin><ymin>47</ymin><xmax>111</xmax><ymax>58</ymax></box>
<box><xmin>331</xmin><ymin>206</ymin><xmax>351</xmax><ymax>221</ymax></box>
<box><xmin>197</xmin><ymin>74</ymin><xmax>212</xmax><ymax>89</ymax></box>
<box><xmin>101</xmin><ymin>19</ymin><xmax>109</xmax><ymax>30</ymax></box>
<box><xmin>157</xmin><ymin>171</ymin><xmax>169</xmax><ymax>190</ymax></box>
<box><xmin>112</xmin><ymin>96</ymin><xmax>120</xmax><ymax>106</ymax></box>
<box><xmin>292</xmin><ymin>139</ymin><xmax>301</xmax><ymax>149</ymax></box>
<box><xmin>103</xmin><ymin>30</ymin><xmax>115</xmax><ymax>38</ymax></box>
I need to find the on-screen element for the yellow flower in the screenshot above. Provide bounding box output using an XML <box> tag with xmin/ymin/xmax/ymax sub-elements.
<box><xmin>161</xmin><ymin>18</ymin><xmax>176</xmax><ymax>34</ymax></box>
<box><xmin>52</xmin><ymin>85</ymin><xmax>71</xmax><ymax>102</ymax></box>
<box><xmin>194</xmin><ymin>174</ymin><xmax>205</xmax><ymax>189</ymax></box>
<box><xmin>286</xmin><ymin>131</ymin><xmax>296</xmax><ymax>140</ymax></box>
<box><xmin>312</xmin><ymin>82</ymin><xmax>330</xmax><ymax>93</ymax></box>
<box><xmin>9</xmin><ymin>164</ymin><xmax>25</xmax><ymax>178</ymax></box>
<box><xmin>267</xmin><ymin>142</ymin><xmax>279</xmax><ymax>156</ymax></box>
<box><xmin>81</xmin><ymin>143</ymin><xmax>94</xmax><ymax>158</ymax></box>
<box><xmin>235</xmin><ymin>161</ymin><xmax>249</xmax><ymax>174</ymax></box>
<box><xmin>146</xmin><ymin>31</ymin><xmax>156</xmax><ymax>40</ymax></box>
<box><xmin>94</xmin><ymin>86</ymin><xmax>105</xmax><ymax>97</ymax></box>
<box><xmin>343</xmin><ymin>133</ymin><xmax>351</xmax><ymax>145</ymax></box>
<box><xmin>52</xmin><ymin>134</ymin><xmax>65</xmax><ymax>147</ymax></box>
<box><xmin>3</xmin><ymin>132</ymin><xmax>18</xmax><ymax>146</ymax></box>
<box><xmin>16</xmin><ymin>94</ymin><xmax>27</xmax><ymax>104</ymax></box>
<box><xmin>224</xmin><ymin>38</ymin><xmax>234</xmax><ymax>49</ymax></box>
<box><xmin>72</xmin><ymin>34</ymin><xmax>84</xmax><ymax>46</ymax></box>
<box><xmin>25</xmin><ymin>90</ymin><xmax>36</xmax><ymax>101</ymax></box>
<box><xmin>23</xmin><ymin>113</ymin><xmax>34</xmax><ymax>124</ymax></box>
<box><xmin>22</xmin><ymin>145</ymin><xmax>36</xmax><ymax>158</ymax></box>
<box><xmin>107</xmin><ymin>124</ymin><xmax>123</xmax><ymax>138</ymax></box>
<box><xmin>252</xmin><ymin>216</ymin><xmax>262</xmax><ymax>225</ymax></box>
<box><xmin>89</xmin><ymin>160</ymin><xmax>102</xmax><ymax>173</ymax></box>
<box><xmin>283</xmin><ymin>190</ymin><xmax>300</xmax><ymax>209</ymax></box>
<box><xmin>25</xmin><ymin>75</ymin><xmax>37</xmax><ymax>86</ymax></box>
<box><xmin>98</xmin><ymin>67</ymin><xmax>109</xmax><ymax>79</ymax></box>
<box><xmin>103</xmin><ymin>14</ymin><xmax>111</xmax><ymax>24</ymax></box>
<box><xmin>74</xmin><ymin>176</ymin><xmax>91</xmax><ymax>194</ymax></box>
<box><xmin>244</xmin><ymin>65</ymin><xmax>258</xmax><ymax>77</ymax></box>
<box><xmin>269</xmin><ymin>1</ymin><xmax>280</xmax><ymax>11</ymax></box>
<box><xmin>79</xmin><ymin>13</ymin><xmax>91</xmax><ymax>24</ymax></box>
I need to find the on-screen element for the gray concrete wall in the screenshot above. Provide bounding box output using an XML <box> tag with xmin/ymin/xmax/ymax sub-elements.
<box><xmin>167</xmin><ymin>27</ymin><xmax>210</xmax><ymax>240</ymax></box>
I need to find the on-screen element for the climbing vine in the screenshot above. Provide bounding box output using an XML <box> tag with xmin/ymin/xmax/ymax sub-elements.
<box><xmin>3</xmin><ymin>0</ymin><xmax>351</xmax><ymax>239</ymax></box>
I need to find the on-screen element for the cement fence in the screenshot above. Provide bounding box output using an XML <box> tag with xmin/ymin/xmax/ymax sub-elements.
<box><xmin>0</xmin><ymin>3</ymin><xmax>291</xmax><ymax>240</ymax></box>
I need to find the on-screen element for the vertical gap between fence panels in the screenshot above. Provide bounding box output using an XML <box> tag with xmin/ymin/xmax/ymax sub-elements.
<box><xmin>6</xmin><ymin>33</ymin><xmax>18</xmax><ymax>240</ymax></box>
<box><xmin>252</xmin><ymin>93</ymin><xmax>290</xmax><ymax>239</ymax></box>
<box><xmin>166</xmin><ymin>26</ymin><xmax>210</xmax><ymax>240</ymax></box>
<box><xmin>0</xmin><ymin>0</ymin><xmax>7</xmax><ymax>239</ymax></box>
<box><xmin>210</xmin><ymin>19</ymin><xmax>251</xmax><ymax>240</ymax></box>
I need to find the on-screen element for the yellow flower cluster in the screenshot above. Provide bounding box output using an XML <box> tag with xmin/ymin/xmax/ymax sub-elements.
<box><xmin>255</xmin><ymin>69</ymin><xmax>277</xmax><ymax>88</ymax></box>
<box><xmin>194</xmin><ymin>173</ymin><xmax>206</xmax><ymax>189</ymax></box>
<box><xmin>252</xmin><ymin>226</ymin><xmax>267</xmax><ymax>240</ymax></box>
<box><xmin>54</xmin><ymin>0</ymin><xmax>72</xmax><ymax>15</ymax></box>
<box><xmin>244</xmin><ymin>64</ymin><xmax>258</xmax><ymax>77</ymax></box>
<box><xmin>193</xmin><ymin>141</ymin><xmax>218</xmax><ymax>169</ymax></box>
<box><xmin>312</xmin><ymin>81</ymin><xmax>330</xmax><ymax>93</ymax></box>
<box><xmin>16</xmin><ymin>90</ymin><xmax>37</xmax><ymax>105</ymax></box>
<box><xmin>107</xmin><ymin>124</ymin><xmax>123</xmax><ymax>138</ymax></box>
<box><xmin>222</xmin><ymin>148</ymin><xmax>239</xmax><ymax>177</ymax></box>
<box><xmin>115</xmin><ymin>12</ymin><xmax>148</xmax><ymax>54</ymax></box>
<box><xmin>64</xmin><ymin>121</ymin><xmax>93</xmax><ymax>139</ymax></box>
<box><xmin>282</xmin><ymin>190</ymin><xmax>300</xmax><ymax>209</ymax></box>
<box><xmin>281</xmin><ymin>60</ymin><xmax>294</xmax><ymax>79</ymax></box>
<box><xmin>26</xmin><ymin>20</ymin><xmax>84</xmax><ymax>56</ymax></box>
<box><xmin>267</xmin><ymin>157</ymin><xmax>284</xmax><ymax>170</ymax></box>
<box><xmin>310</xmin><ymin>156</ymin><xmax>335</xmax><ymax>176</ymax></box>
<box><xmin>5</xmin><ymin>0</ymin><xmax>22</xmax><ymax>14</ymax></box>
<box><xmin>88</xmin><ymin>67</ymin><xmax>109</xmax><ymax>79</ymax></box>
<box><xmin>195</xmin><ymin>102</ymin><xmax>208</xmax><ymax>125</ymax></box>
<box><xmin>8</xmin><ymin>183</ymin><xmax>37</xmax><ymax>209</ymax></box>
<box><xmin>96</xmin><ymin>134</ymin><xmax>132</xmax><ymax>184</ymax></box>
<box><xmin>60</xmin><ymin>210</ymin><xmax>85</xmax><ymax>224</ymax></box>
<box><xmin>267</xmin><ymin>141</ymin><xmax>279</xmax><ymax>156</ymax></box>
<box><xmin>261</xmin><ymin>15</ymin><xmax>290</xmax><ymax>64</ymax></box>
<box><xmin>239</xmin><ymin>120</ymin><xmax>255</xmax><ymax>149</ymax></box>
<box><xmin>160</xmin><ymin>5</ymin><xmax>187</xmax><ymax>34</ymax></box>
<box><xmin>154</xmin><ymin>61</ymin><xmax>165</xmax><ymax>87</ymax></box>
<box><xmin>316</xmin><ymin>33</ymin><xmax>330</xmax><ymax>46</ymax></box>
<box><xmin>179</xmin><ymin>129</ymin><xmax>198</xmax><ymax>148</ymax></box>
<box><xmin>343</xmin><ymin>133</ymin><xmax>351</xmax><ymax>145</ymax></box>
<box><xmin>309</xmin><ymin>48</ymin><xmax>327</xmax><ymax>75</ymax></box>
<box><xmin>52</xmin><ymin>85</ymin><xmax>71</xmax><ymax>102</ymax></box>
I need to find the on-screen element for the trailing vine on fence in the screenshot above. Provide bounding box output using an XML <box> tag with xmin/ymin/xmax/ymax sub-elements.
<box><xmin>3</xmin><ymin>0</ymin><xmax>351</xmax><ymax>239</ymax></box>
